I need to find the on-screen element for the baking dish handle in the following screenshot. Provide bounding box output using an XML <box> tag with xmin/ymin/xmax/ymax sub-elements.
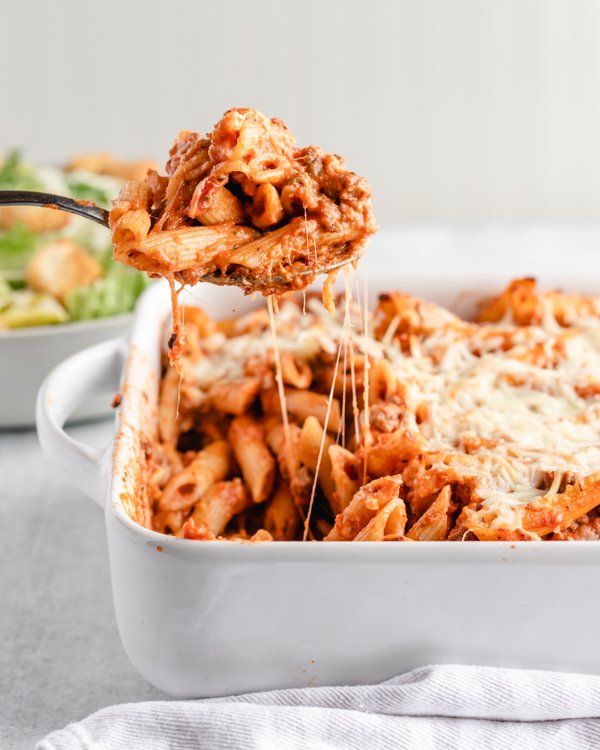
<box><xmin>36</xmin><ymin>337</ymin><xmax>127</xmax><ymax>507</ymax></box>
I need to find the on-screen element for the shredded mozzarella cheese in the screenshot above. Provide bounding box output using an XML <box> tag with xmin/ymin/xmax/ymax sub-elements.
<box><xmin>191</xmin><ymin>290</ymin><xmax>600</xmax><ymax>511</ymax></box>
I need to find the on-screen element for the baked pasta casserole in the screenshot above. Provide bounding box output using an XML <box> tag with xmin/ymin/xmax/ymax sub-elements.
<box><xmin>142</xmin><ymin>277</ymin><xmax>600</xmax><ymax>542</ymax></box>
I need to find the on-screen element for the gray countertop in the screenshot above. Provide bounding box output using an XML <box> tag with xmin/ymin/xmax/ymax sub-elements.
<box><xmin>0</xmin><ymin>420</ymin><xmax>164</xmax><ymax>750</ymax></box>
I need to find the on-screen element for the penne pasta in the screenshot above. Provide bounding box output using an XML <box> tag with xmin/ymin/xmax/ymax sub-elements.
<box><xmin>190</xmin><ymin>478</ymin><xmax>251</xmax><ymax>536</ymax></box>
<box><xmin>209</xmin><ymin>378</ymin><xmax>261</xmax><ymax>415</ymax></box>
<box><xmin>158</xmin><ymin>367</ymin><xmax>180</xmax><ymax>446</ymax></box>
<box><xmin>248</xmin><ymin>183</ymin><xmax>285</xmax><ymax>230</ymax></box>
<box><xmin>114</xmin><ymin>225</ymin><xmax>260</xmax><ymax>275</ymax></box>
<box><xmin>406</xmin><ymin>485</ymin><xmax>453</xmax><ymax>541</ymax></box>
<box><xmin>522</xmin><ymin>473</ymin><xmax>600</xmax><ymax>536</ymax></box>
<box><xmin>188</xmin><ymin>185</ymin><xmax>245</xmax><ymax>226</ymax></box>
<box><xmin>159</xmin><ymin>440</ymin><xmax>232</xmax><ymax>511</ymax></box>
<box><xmin>280</xmin><ymin>352</ymin><xmax>313</xmax><ymax>389</ymax></box>
<box><xmin>262</xmin><ymin>387</ymin><xmax>341</xmax><ymax>435</ymax></box>
<box><xmin>326</xmin><ymin>476</ymin><xmax>404</xmax><ymax>542</ymax></box>
<box><xmin>369</xmin><ymin>359</ymin><xmax>397</xmax><ymax>403</ymax></box>
<box><xmin>219</xmin><ymin>222</ymin><xmax>297</xmax><ymax>270</ymax></box>
<box><xmin>228</xmin><ymin>415</ymin><xmax>275</xmax><ymax>503</ymax></box>
<box><xmin>329</xmin><ymin>445</ymin><xmax>362</xmax><ymax>515</ymax></box>
<box><xmin>111</xmin><ymin>208</ymin><xmax>152</xmax><ymax>245</ymax></box>
<box><xmin>264</xmin><ymin>482</ymin><xmax>299</xmax><ymax>541</ymax></box>
<box><xmin>367</xmin><ymin>427</ymin><xmax>429</xmax><ymax>478</ymax></box>
<box><xmin>153</xmin><ymin>509</ymin><xmax>186</xmax><ymax>535</ymax></box>
<box><xmin>353</xmin><ymin>497</ymin><xmax>407</xmax><ymax>541</ymax></box>
<box><xmin>265</xmin><ymin>421</ymin><xmax>310</xmax><ymax>507</ymax></box>
<box><xmin>108</xmin><ymin>181</ymin><xmax>151</xmax><ymax>227</ymax></box>
<box><xmin>298</xmin><ymin>416</ymin><xmax>336</xmax><ymax>505</ymax></box>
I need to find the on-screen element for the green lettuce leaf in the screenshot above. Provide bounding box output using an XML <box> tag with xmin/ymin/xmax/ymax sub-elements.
<box><xmin>64</xmin><ymin>263</ymin><xmax>151</xmax><ymax>321</ymax></box>
<box><xmin>0</xmin><ymin>222</ymin><xmax>40</xmax><ymax>281</ymax></box>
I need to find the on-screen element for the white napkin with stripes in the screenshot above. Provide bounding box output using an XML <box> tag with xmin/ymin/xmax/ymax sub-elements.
<box><xmin>37</xmin><ymin>664</ymin><xmax>600</xmax><ymax>749</ymax></box>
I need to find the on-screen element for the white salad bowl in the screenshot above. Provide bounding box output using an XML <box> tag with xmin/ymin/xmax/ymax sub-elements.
<box><xmin>35</xmin><ymin>231</ymin><xmax>600</xmax><ymax>697</ymax></box>
<box><xmin>1</xmin><ymin>313</ymin><xmax>133</xmax><ymax>429</ymax></box>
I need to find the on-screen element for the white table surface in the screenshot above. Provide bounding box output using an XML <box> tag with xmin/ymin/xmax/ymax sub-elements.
<box><xmin>5</xmin><ymin>226</ymin><xmax>600</xmax><ymax>748</ymax></box>
<box><xmin>0</xmin><ymin>419</ymin><xmax>165</xmax><ymax>749</ymax></box>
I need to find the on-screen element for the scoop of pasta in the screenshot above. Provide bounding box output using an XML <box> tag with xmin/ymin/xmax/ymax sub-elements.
<box><xmin>109</xmin><ymin>108</ymin><xmax>377</xmax><ymax>295</ymax></box>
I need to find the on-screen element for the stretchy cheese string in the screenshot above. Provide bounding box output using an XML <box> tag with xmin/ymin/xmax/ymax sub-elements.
<box><xmin>354</xmin><ymin>264</ymin><xmax>364</xmax><ymax>336</ymax></box>
<box><xmin>303</xmin><ymin>207</ymin><xmax>311</xmax><ymax>265</ymax></box>
<box><xmin>348</xmin><ymin>275</ymin><xmax>361</xmax><ymax>443</ymax></box>
<box><xmin>167</xmin><ymin>275</ymin><xmax>187</xmax><ymax>420</ymax></box>
<box><xmin>362</xmin><ymin>272</ymin><xmax>371</xmax><ymax>483</ymax></box>
<box><xmin>176</xmin><ymin>304</ymin><xmax>184</xmax><ymax>422</ymax></box>
<box><xmin>338</xmin><ymin>329</ymin><xmax>348</xmax><ymax>448</ymax></box>
<box><xmin>267</xmin><ymin>295</ymin><xmax>292</xmax><ymax>478</ymax></box>
<box><xmin>303</xmin><ymin>293</ymin><xmax>349</xmax><ymax>540</ymax></box>
<box><xmin>336</xmin><ymin>267</ymin><xmax>352</xmax><ymax>448</ymax></box>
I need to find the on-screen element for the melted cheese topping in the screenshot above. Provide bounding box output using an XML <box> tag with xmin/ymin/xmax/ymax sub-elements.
<box><xmin>191</xmin><ymin>301</ymin><xmax>333</xmax><ymax>387</ymax></box>
<box><xmin>191</xmin><ymin>290</ymin><xmax>600</xmax><ymax>511</ymax></box>
<box><xmin>384</xmin><ymin>324</ymin><xmax>600</xmax><ymax>507</ymax></box>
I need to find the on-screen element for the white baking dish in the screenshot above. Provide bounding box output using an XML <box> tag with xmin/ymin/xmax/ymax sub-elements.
<box><xmin>36</xmin><ymin>231</ymin><xmax>600</xmax><ymax>697</ymax></box>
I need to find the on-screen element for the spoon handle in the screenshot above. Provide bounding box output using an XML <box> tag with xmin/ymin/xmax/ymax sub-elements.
<box><xmin>0</xmin><ymin>190</ymin><xmax>109</xmax><ymax>227</ymax></box>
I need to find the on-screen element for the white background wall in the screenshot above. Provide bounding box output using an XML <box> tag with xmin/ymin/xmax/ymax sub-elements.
<box><xmin>1</xmin><ymin>0</ymin><xmax>600</xmax><ymax>223</ymax></box>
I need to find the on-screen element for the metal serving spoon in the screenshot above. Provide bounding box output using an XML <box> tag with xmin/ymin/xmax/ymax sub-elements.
<box><xmin>0</xmin><ymin>190</ymin><xmax>109</xmax><ymax>225</ymax></box>
<box><xmin>0</xmin><ymin>190</ymin><xmax>356</xmax><ymax>289</ymax></box>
